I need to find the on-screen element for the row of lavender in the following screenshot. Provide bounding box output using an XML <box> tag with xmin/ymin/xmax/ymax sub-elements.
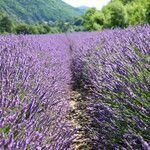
<box><xmin>0</xmin><ymin>34</ymin><xmax>75</xmax><ymax>149</ymax></box>
<box><xmin>0</xmin><ymin>25</ymin><xmax>149</xmax><ymax>149</ymax></box>
<box><xmin>69</xmin><ymin>25</ymin><xmax>150</xmax><ymax>149</ymax></box>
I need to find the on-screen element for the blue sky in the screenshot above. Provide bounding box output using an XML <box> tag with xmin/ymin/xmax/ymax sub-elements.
<box><xmin>63</xmin><ymin>0</ymin><xmax>111</xmax><ymax>10</ymax></box>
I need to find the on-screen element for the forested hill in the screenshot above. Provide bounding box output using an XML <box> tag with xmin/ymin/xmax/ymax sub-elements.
<box><xmin>0</xmin><ymin>0</ymin><xmax>82</xmax><ymax>23</ymax></box>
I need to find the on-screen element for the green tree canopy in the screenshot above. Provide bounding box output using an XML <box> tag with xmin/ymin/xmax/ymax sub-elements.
<box><xmin>126</xmin><ymin>1</ymin><xmax>147</xmax><ymax>25</ymax></box>
<box><xmin>108</xmin><ymin>1</ymin><xmax>128</xmax><ymax>28</ymax></box>
<box><xmin>0</xmin><ymin>15</ymin><xmax>13</xmax><ymax>33</ymax></box>
<box><xmin>15</xmin><ymin>24</ymin><xmax>30</xmax><ymax>34</ymax></box>
<box><xmin>146</xmin><ymin>3</ymin><xmax>150</xmax><ymax>23</ymax></box>
<box><xmin>83</xmin><ymin>8</ymin><xmax>105</xmax><ymax>31</ymax></box>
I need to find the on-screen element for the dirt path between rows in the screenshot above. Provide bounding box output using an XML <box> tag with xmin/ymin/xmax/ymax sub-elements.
<box><xmin>69</xmin><ymin>90</ymin><xmax>92</xmax><ymax>150</ymax></box>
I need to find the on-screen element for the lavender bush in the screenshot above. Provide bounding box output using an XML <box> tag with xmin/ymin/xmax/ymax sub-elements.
<box><xmin>0</xmin><ymin>34</ymin><xmax>75</xmax><ymax>149</ymax></box>
<box><xmin>69</xmin><ymin>25</ymin><xmax>150</xmax><ymax>149</ymax></box>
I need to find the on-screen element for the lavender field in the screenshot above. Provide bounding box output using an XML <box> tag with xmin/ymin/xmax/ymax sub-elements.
<box><xmin>0</xmin><ymin>25</ymin><xmax>150</xmax><ymax>150</ymax></box>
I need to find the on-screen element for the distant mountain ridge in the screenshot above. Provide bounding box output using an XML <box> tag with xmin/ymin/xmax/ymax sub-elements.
<box><xmin>76</xmin><ymin>6</ymin><xmax>89</xmax><ymax>14</ymax></box>
<box><xmin>0</xmin><ymin>0</ymin><xmax>84</xmax><ymax>23</ymax></box>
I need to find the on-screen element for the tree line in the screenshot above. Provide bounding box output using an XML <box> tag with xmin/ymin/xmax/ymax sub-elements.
<box><xmin>0</xmin><ymin>12</ymin><xmax>84</xmax><ymax>34</ymax></box>
<box><xmin>83</xmin><ymin>0</ymin><xmax>150</xmax><ymax>31</ymax></box>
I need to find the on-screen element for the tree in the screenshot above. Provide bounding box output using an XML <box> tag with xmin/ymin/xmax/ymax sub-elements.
<box><xmin>28</xmin><ymin>25</ymin><xmax>38</xmax><ymax>34</ymax></box>
<box><xmin>109</xmin><ymin>1</ymin><xmax>128</xmax><ymax>28</ymax></box>
<box><xmin>83</xmin><ymin>8</ymin><xmax>105</xmax><ymax>31</ymax></box>
<box><xmin>42</xmin><ymin>23</ymin><xmax>52</xmax><ymax>33</ymax></box>
<box><xmin>145</xmin><ymin>3</ymin><xmax>150</xmax><ymax>23</ymax></box>
<box><xmin>0</xmin><ymin>15</ymin><xmax>13</xmax><ymax>33</ymax></box>
<box><xmin>15</xmin><ymin>24</ymin><xmax>30</xmax><ymax>34</ymax></box>
<box><xmin>126</xmin><ymin>1</ymin><xmax>147</xmax><ymax>25</ymax></box>
<box><xmin>74</xmin><ymin>17</ymin><xmax>83</xmax><ymax>26</ymax></box>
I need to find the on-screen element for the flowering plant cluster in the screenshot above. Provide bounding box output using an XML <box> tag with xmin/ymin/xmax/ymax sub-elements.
<box><xmin>0</xmin><ymin>25</ymin><xmax>149</xmax><ymax>149</ymax></box>
<box><xmin>0</xmin><ymin>34</ymin><xmax>74</xmax><ymax>149</ymax></box>
<box><xmin>69</xmin><ymin>25</ymin><xmax>150</xmax><ymax>149</ymax></box>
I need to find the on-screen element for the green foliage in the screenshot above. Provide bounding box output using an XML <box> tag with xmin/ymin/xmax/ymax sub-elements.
<box><xmin>0</xmin><ymin>14</ymin><xmax>13</xmax><ymax>33</ymax></box>
<box><xmin>119</xmin><ymin>0</ymin><xmax>135</xmax><ymax>4</ymax></box>
<box><xmin>83</xmin><ymin>8</ymin><xmax>105</xmax><ymax>31</ymax></box>
<box><xmin>126</xmin><ymin>1</ymin><xmax>147</xmax><ymax>25</ymax></box>
<box><xmin>0</xmin><ymin>15</ymin><xmax>84</xmax><ymax>34</ymax></box>
<box><xmin>14</xmin><ymin>23</ymin><xmax>61</xmax><ymax>34</ymax></box>
<box><xmin>82</xmin><ymin>0</ymin><xmax>149</xmax><ymax>31</ymax></box>
<box><xmin>0</xmin><ymin>0</ymin><xmax>82</xmax><ymax>23</ymax></box>
<box><xmin>83</xmin><ymin>1</ymin><xmax>128</xmax><ymax>30</ymax></box>
<box><xmin>0</xmin><ymin>125</ymin><xmax>10</xmax><ymax>134</ymax></box>
<box><xmin>108</xmin><ymin>1</ymin><xmax>128</xmax><ymax>28</ymax></box>
<box><xmin>101</xmin><ymin>0</ymin><xmax>129</xmax><ymax>28</ymax></box>
<box><xmin>28</xmin><ymin>25</ymin><xmax>38</xmax><ymax>34</ymax></box>
<box><xmin>15</xmin><ymin>24</ymin><xmax>30</xmax><ymax>34</ymax></box>
<box><xmin>146</xmin><ymin>3</ymin><xmax>150</xmax><ymax>23</ymax></box>
<box><xmin>74</xmin><ymin>17</ymin><xmax>83</xmax><ymax>26</ymax></box>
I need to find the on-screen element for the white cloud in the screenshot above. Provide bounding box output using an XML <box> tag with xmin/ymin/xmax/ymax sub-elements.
<box><xmin>63</xmin><ymin>0</ymin><xmax>111</xmax><ymax>10</ymax></box>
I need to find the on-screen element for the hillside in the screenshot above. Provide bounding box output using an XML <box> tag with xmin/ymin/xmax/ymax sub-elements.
<box><xmin>0</xmin><ymin>0</ymin><xmax>82</xmax><ymax>23</ymax></box>
<box><xmin>76</xmin><ymin>6</ymin><xmax>89</xmax><ymax>14</ymax></box>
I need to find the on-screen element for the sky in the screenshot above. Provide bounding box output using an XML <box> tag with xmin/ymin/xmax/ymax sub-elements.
<box><xmin>63</xmin><ymin>0</ymin><xmax>111</xmax><ymax>10</ymax></box>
